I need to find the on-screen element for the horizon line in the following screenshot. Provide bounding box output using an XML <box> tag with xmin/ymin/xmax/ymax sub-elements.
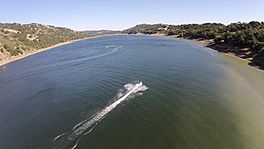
<box><xmin>1</xmin><ymin>20</ymin><xmax>263</xmax><ymax>31</ymax></box>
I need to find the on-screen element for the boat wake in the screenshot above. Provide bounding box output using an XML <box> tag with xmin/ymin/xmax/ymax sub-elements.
<box><xmin>40</xmin><ymin>45</ymin><xmax>123</xmax><ymax>70</ymax></box>
<box><xmin>46</xmin><ymin>81</ymin><xmax>148</xmax><ymax>149</ymax></box>
<box><xmin>3</xmin><ymin>45</ymin><xmax>123</xmax><ymax>84</ymax></box>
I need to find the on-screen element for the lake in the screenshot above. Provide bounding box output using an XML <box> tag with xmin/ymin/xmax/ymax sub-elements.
<box><xmin>0</xmin><ymin>35</ymin><xmax>264</xmax><ymax>149</ymax></box>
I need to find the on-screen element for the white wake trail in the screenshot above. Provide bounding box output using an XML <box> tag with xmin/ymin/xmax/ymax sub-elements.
<box><xmin>48</xmin><ymin>81</ymin><xmax>148</xmax><ymax>149</ymax></box>
<box><xmin>72</xmin><ymin>81</ymin><xmax>147</xmax><ymax>136</ymax></box>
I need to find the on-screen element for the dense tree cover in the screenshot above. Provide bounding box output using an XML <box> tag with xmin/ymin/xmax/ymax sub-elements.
<box><xmin>123</xmin><ymin>21</ymin><xmax>264</xmax><ymax>50</ymax></box>
<box><xmin>123</xmin><ymin>21</ymin><xmax>264</xmax><ymax>68</ymax></box>
<box><xmin>0</xmin><ymin>23</ymin><xmax>89</xmax><ymax>58</ymax></box>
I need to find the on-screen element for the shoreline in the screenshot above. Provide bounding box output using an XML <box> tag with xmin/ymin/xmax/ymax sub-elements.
<box><xmin>187</xmin><ymin>38</ymin><xmax>251</xmax><ymax>61</ymax></box>
<box><xmin>0</xmin><ymin>34</ymin><xmax>122</xmax><ymax>68</ymax></box>
<box><xmin>189</xmin><ymin>38</ymin><xmax>264</xmax><ymax>71</ymax></box>
<box><xmin>1</xmin><ymin>33</ymin><xmax>262</xmax><ymax>71</ymax></box>
<box><xmin>147</xmin><ymin>33</ymin><xmax>264</xmax><ymax>71</ymax></box>
<box><xmin>0</xmin><ymin>38</ymin><xmax>86</xmax><ymax>67</ymax></box>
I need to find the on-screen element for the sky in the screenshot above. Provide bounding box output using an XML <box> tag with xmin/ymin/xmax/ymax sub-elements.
<box><xmin>1</xmin><ymin>0</ymin><xmax>264</xmax><ymax>31</ymax></box>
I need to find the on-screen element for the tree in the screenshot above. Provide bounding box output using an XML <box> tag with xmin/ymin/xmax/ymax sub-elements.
<box><xmin>249</xmin><ymin>21</ymin><xmax>261</xmax><ymax>28</ymax></box>
<box><xmin>9</xmin><ymin>48</ymin><xmax>23</xmax><ymax>56</ymax></box>
<box><xmin>214</xmin><ymin>35</ymin><xmax>223</xmax><ymax>43</ymax></box>
<box><xmin>3</xmin><ymin>44</ymin><xmax>9</xmax><ymax>50</ymax></box>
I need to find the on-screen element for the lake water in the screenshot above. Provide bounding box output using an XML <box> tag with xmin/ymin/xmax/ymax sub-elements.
<box><xmin>0</xmin><ymin>35</ymin><xmax>264</xmax><ymax>149</ymax></box>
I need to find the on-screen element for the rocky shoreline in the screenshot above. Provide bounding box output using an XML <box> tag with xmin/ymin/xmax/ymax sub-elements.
<box><xmin>200</xmin><ymin>39</ymin><xmax>264</xmax><ymax>70</ymax></box>
<box><xmin>170</xmin><ymin>35</ymin><xmax>264</xmax><ymax>71</ymax></box>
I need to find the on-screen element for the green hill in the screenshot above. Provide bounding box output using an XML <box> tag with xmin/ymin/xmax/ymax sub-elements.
<box><xmin>123</xmin><ymin>21</ymin><xmax>264</xmax><ymax>69</ymax></box>
<box><xmin>0</xmin><ymin>23</ymin><xmax>89</xmax><ymax>61</ymax></box>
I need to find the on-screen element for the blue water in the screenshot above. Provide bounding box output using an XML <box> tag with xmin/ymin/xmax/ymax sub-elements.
<box><xmin>0</xmin><ymin>35</ymin><xmax>264</xmax><ymax>149</ymax></box>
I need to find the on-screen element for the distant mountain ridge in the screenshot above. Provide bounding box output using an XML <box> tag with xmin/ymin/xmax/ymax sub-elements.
<box><xmin>81</xmin><ymin>30</ymin><xmax>121</xmax><ymax>36</ymax></box>
<box><xmin>0</xmin><ymin>23</ymin><xmax>89</xmax><ymax>61</ymax></box>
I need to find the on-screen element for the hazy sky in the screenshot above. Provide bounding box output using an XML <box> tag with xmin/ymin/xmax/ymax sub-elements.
<box><xmin>1</xmin><ymin>0</ymin><xmax>263</xmax><ymax>30</ymax></box>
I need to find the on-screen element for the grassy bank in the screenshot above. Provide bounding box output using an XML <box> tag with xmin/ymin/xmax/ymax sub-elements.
<box><xmin>0</xmin><ymin>23</ymin><xmax>89</xmax><ymax>66</ymax></box>
<box><xmin>0</xmin><ymin>38</ymin><xmax>87</xmax><ymax>67</ymax></box>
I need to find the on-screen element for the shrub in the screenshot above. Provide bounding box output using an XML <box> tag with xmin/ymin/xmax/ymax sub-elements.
<box><xmin>9</xmin><ymin>49</ymin><xmax>23</xmax><ymax>56</ymax></box>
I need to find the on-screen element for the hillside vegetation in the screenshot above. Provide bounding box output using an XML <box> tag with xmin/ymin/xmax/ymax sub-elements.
<box><xmin>123</xmin><ymin>21</ymin><xmax>264</xmax><ymax>69</ymax></box>
<box><xmin>0</xmin><ymin>23</ymin><xmax>88</xmax><ymax>61</ymax></box>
